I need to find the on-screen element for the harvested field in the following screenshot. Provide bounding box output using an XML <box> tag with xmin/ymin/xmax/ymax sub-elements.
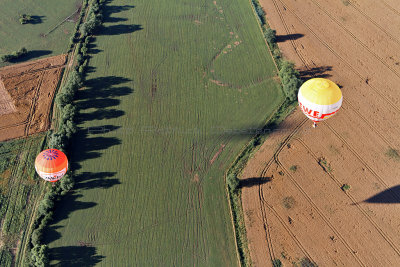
<box><xmin>0</xmin><ymin>79</ymin><xmax>16</xmax><ymax>115</ymax></box>
<box><xmin>0</xmin><ymin>55</ymin><xmax>66</xmax><ymax>142</ymax></box>
<box><xmin>242</xmin><ymin>0</ymin><xmax>400</xmax><ymax>266</ymax></box>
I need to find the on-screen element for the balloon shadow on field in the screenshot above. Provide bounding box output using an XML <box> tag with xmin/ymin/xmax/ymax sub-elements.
<box><xmin>362</xmin><ymin>185</ymin><xmax>400</xmax><ymax>204</ymax></box>
<box><xmin>48</xmin><ymin>245</ymin><xmax>105</xmax><ymax>267</ymax></box>
<box><xmin>275</xmin><ymin>33</ymin><xmax>304</xmax><ymax>43</ymax></box>
<box><xmin>211</xmin><ymin>119</ymin><xmax>286</xmax><ymax>144</ymax></box>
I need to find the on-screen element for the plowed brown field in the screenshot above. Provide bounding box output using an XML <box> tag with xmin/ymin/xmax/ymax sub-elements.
<box><xmin>0</xmin><ymin>55</ymin><xmax>66</xmax><ymax>142</ymax></box>
<box><xmin>241</xmin><ymin>0</ymin><xmax>400</xmax><ymax>266</ymax></box>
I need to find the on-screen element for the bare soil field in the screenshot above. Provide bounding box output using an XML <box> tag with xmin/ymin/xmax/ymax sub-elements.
<box><xmin>241</xmin><ymin>0</ymin><xmax>400</xmax><ymax>266</ymax></box>
<box><xmin>0</xmin><ymin>55</ymin><xmax>66</xmax><ymax>142</ymax></box>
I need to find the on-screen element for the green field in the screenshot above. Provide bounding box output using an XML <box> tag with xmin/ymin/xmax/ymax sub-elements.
<box><xmin>45</xmin><ymin>0</ymin><xmax>284</xmax><ymax>265</ymax></box>
<box><xmin>0</xmin><ymin>135</ymin><xmax>47</xmax><ymax>266</ymax></box>
<box><xmin>0</xmin><ymin>1</ymin><xmax>79</xmax><ymax>265</ymax></box>
<box><xmin>0</xmin><ymin>0</ymin><xmax>79</xmax><ymax>67</ymax></box>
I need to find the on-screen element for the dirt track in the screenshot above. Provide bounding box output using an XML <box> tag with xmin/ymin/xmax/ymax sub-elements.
<box><xmin>241</xmin><ymin>0</ymin><xmax>400</xmax><ymax>266</ymax></box>
<box><xmin>0</xmin><ymin>55</ymin><xmax>66</xmax><ymax>142</ymax></box>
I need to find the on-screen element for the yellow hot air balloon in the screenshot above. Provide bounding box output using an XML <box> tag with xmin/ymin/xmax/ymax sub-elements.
<box><xmin>298</xmin><ymin>78</ymin><xmax>342</xmax><ymax>128</ymax></box>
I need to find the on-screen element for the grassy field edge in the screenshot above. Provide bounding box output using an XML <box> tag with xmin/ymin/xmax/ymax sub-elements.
<box><xmin>226</xmin><ymin>0</ymin><xmax>301</xmax><ymax>266</ymax></box>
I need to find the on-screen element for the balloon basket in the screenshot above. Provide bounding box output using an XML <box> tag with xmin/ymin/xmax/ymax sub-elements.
<box><xmin>312</xmin><ymin>122</ymin><xmax>317</xmax><ymax>128</ymax></box>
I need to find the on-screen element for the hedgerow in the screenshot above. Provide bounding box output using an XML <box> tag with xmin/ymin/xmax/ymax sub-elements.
<box><xmin>27</xmin><ymin>0</ymin><xmax>105</xmax><ymax>265</ymax></box>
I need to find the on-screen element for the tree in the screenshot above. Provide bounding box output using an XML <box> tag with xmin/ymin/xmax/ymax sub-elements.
<box><xmin>19</xmin><ymin>14</ymin><xmax>33</xmax><ymax>24</ymax></box>
<box><xmin>31</xmin><ymin>229</ymin><xmax>43</xmax><ymax>246</ymax></box>
<box><xmin>227</xmin><ymin>173</ymin><xmax>239</xmax><ymax>192</ymax></box>
<box><xmin>31</xmin><ymin>244</ymin><xmax>49</xmax><ymax>267</ymax></box>
<box><xmin>61</xmin><ymin>104</ymin><xmax>77</xmax><ymax>123</ymax></box>
<box><xmin>1</xmin><ymin>47</ymin><xmax>28</xmax><ymax>62</ymax></box>
<box><xmin>264</xmin><ymin>28</ymin><xmax>277</xmax><ymax>45</ymax></box>
<box><xmin>279</xmin><ymin>60</ymin><xmax>302</xmax><ymax>102</ymax></box>
<box><xmin>37</xmin><ymin>198</ymin><xmax>54</xmax><ymax>216</ymax></box>
<box><xmin>60</xmin><ymin>175</ymin><xmax>74</xmax><ymax>194</ymax></box>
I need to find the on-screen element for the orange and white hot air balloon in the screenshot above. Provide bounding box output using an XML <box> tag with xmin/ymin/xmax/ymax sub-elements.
<box><xmin>35</xmin><ymin>149</ymin><xmax>68</xmax><ymax>182</ymax></box>
<box><xmin>298</xmin><ymin>78</ymin><xmax>342</xmax><ymax>128</ymax></box>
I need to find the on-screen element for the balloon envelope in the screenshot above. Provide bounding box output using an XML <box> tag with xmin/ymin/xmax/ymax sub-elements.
<box><xmin>35</xmin><ymin>149</ymin><xmax>68</xmax><ymax>182</ymax></box>
<box><xmin>298</xmin><ymin>78</ymin><xmax>342</xmax><ymax>122</ymax></box>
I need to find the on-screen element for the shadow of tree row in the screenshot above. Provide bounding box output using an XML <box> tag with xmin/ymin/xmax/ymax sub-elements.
<box><xmin>98</xmin><ymin>1</ymin><xmax>142</xmax><ymax>36</ymax></box>
<box><xmin>48</xmin><ymin>245</ymin><xmax>104</xmax><ymax>267</ymax></box>
<box><xmin>45</xmin><ymin>1</ymin><xmax>141</xmax><ymax>265</ymax></box>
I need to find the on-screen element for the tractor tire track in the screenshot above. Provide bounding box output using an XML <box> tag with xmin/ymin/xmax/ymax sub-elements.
<box><xmin>0</xmin><ymin>139</ymin><xmax>32</xmax><ymax>233</ymax></box>
<box><xmin>292</xmin><ymin>0</ymin><xmax>400</xmax><ymax>82</ymax></box>
<box><xmin>273</xmin><ymin>0</ymin><xmax>400</xmax><ymax>114</ymax></box>
<box><xmin>254</xmin><ymin>117</ymin><xmax>308</xmax><ymax>263</ymax></box>
<box><xmin>294</xmin><ymin>137</ymin><xmax>400</xmax><ymax>257</ymax></box>
<box><xmin>274</xmin><ymin>151</ymin><xmax>366</xmax><ymax>266</ymax></box>
<box><xmin>24</xmin><ymin>72</ymin><xmax>45</xmax><ymax>137</ymax></box>
<box><xmin>258</xmin><ymin>184</ymin><xmax>315</xmax><ymax>263</ymax></box>
<box><xmin>345</xmin><ymin>0</ymin><xmax>400</xmax><ymax>45</ymax></box>
<box><xmin>381</xmin><ymin>0</ymin><xmax>400</xmax><ymax>17</ymax></box>
<box><xmin>271</xmin><ymin>0</ymin><xmax>399</xmax><ymax>151</ymax></box>
<box><xmin>324</xmin><ymin>121</ymin><xmax>400</xmax><ymax>204</ymax></box>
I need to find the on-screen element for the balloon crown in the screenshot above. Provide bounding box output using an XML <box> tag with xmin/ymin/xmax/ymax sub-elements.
<box><xmin>42</xmin><ymin>149</ymin><xmax>60</xmax><ymax>160</ymax></box>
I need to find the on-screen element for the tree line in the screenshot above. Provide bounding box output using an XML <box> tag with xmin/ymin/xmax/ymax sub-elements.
<box><xmin>1</xmin><ymin>47</ymin><xmax>28</xmax><ymax>62</ymax></box>
<box><xmin>251</xmin><ymin>0</ymin><xmax>302</xmax><ymax>102</ymax></box>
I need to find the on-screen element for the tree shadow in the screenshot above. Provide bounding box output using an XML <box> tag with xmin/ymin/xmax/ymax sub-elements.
<box><xmin>103</xmin><ymin>16</ymin><xmax>128</xmax><ymax>23</ymax></box>
<box><xmin>48</xmin><ymin>245</ymin><xmax>105</xmax><ymax>267</ymax></box>
<box><xmin>102</xmin><ymin>2</ymin><xmax>135</xmax><ymax>17</ymax></box>
<box><xmin>74</xmin><ymin>171</ymin><xmax>121</xmax><ymax>190</ymax></box>
<box><xmin>70</xmin><ymin>128</ymin><xmax>122</xmax><ymax>165</ymax></box>
<box><xmin>100</xmin><ymin>24</ymin><xmax>143</xmax><ymax>36</ymax></box>
<box><xmin>29</xmin><ymin>15</ymin><xmax>45</xmax><ymax>24</ymax></box>
<box><xmin>276</xmin><ymin>33</ymin><xmax>304</xmax><ymax>42</ymax></box>
<box><xmin>239</xmin><ymin>177</ymin><xmax>272</xmax><ymax>188</ymax></box>
<box><xmin>298</xmin><ymin>66</ymin><xmax>332</xmax><ymax>80</ymax></box>
<box><xmin>9</xmin><ymin>50</ymin><xmax>52</xmax><ymax>63</ymax></box>
<box><xmin>363</xmin><ymin>185</ymin><xmax>400</xmax><ymax>204</ymax></box>
<box><xmin>78</xmin><ymin>108</ymin><xmax>125</xmax><ymax>123</ymax></box>
<box><xmin>98</xmin><ymin>2</ymin><xmax>141</xmax><ymax>36</ymax></box>
<box><xmin>87</xmin><ymin>39</ymin><xmax>103</xmax><ymax>55</ymax></box>
<box><xmin>68</xmin><ymin>77</ymin><xmax>132</xmax><ymax>168</ymax></box>
<box><xmin>43</xmin><ymin>225</ymin><xmax>63</xmax><ymax>244</ymax></box>
<box><xmin>47</xmin><ymin>193</ymin><xmax>97</xmax><ymax>226</ymax></box>
<box><xmin>78</xmin><ymin>76</ymin><xmax>133</xmax><ymax>99</ymax></box>
<box><xmin>77</xmin><ymin>98</ymin><xmax>120</xmax><ymax>110</ymax></box>
<box><xmin>84</xmin><ymin>124</ymin><xmax>122</xmax><ymax>135</ymax></box>
<box><xmin>75</xmin><ymin>75</ymin><xmax>133</xmax><ymax>123</ymax></box>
